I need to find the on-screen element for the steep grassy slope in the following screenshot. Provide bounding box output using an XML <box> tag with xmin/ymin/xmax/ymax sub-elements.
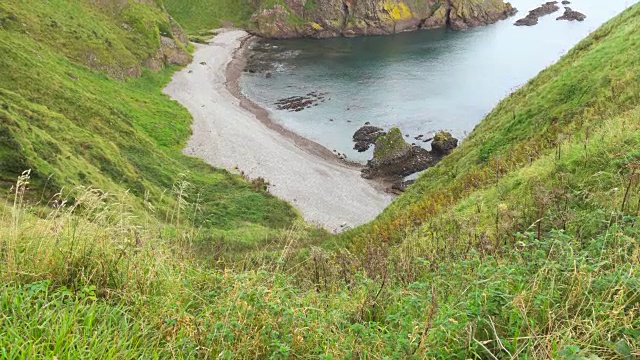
<box><xmin>0</xmin><ymin>0</ymin><xmax>297</xmax><ymax>232</ymax></box>
<box><xmin>347</xmin><ymin>3</ymin><xmax>640</xmax><ymax>249</ymax></box>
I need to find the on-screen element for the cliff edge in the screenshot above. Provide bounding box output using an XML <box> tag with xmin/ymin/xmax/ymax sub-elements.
<box><xmin>250</xmin><ymin>0</ymin><xmax>517</xmax><ymax>38</ymax></box>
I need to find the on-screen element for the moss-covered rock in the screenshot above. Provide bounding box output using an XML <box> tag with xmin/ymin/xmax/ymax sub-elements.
<box><xmin>360</xmin><ymin>127</ymin><xmax>459</xmax><ymax>180</ymax></box>
<box><xmin>372</xmin><ymin>127</ymin><xmax>412</xmax><ymax>163</ymax></box>
<box><xmin>431</xmin><ymin>130</ymin><xmax>458</xmax><ymax>155</ymax></box>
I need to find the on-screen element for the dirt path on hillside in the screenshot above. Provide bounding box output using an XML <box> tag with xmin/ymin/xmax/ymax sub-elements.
<box><xmin>163</xmin><ymin>29</ymin><xmax>393</xmax><ymax>230</ymax></box>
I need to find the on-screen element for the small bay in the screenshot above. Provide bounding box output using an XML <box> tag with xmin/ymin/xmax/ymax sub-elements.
<box><xmin>239</xmin><ymin>0</ymin><xmax>636</xmax><ymax>162</ymax></box>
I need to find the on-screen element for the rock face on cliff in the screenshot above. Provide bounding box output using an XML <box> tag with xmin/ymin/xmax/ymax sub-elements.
<box><xmin>250</xmin><ymin>0</ymin><xmax>518</xmax><ymax>38</ymax></box>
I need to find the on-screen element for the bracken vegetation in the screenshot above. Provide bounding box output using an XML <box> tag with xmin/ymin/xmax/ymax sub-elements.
<box><xmin>1</xmin><ymin>0</ymin><xmax>640</xmax><ymax>358</ymax></box>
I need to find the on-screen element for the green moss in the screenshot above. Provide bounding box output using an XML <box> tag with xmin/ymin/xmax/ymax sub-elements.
<box><xmin>373</xmin><ymin>127</ymin><xmax>411</xmax><ymax>161</ymax></box>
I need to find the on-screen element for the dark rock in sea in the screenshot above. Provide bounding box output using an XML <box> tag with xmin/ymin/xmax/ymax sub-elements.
<box><xmin>353</xmin><ymin>141</ymin><xmax>371</xmax><ymax>152</ymax></box>
<box><xmin>561</xmin><ymin>0</ymin><xmax>570</xmax><ymax>4</ymax></box>
<box><xmin>431</xmin><ymin>131</ymin><xmax>459</xmax><ymax>155</ymax></box>
<box><xmin>515</xmin><ymin>1</ymin><xmax>560</xmax><ymax>26</ymax></box>
<box><xmin>251</xmin><ymin>0</ymin><xmax>519</xmax><ymax>39</ymax></box>
<box><xmin>530</xmin><ymin>2</ymin><xmax>560</xmax><ymax>17</ymax></box>
<box><xmin>353</xmin><ymin>125</ymin><xmax>384</xmax><ymax>144</ymax></box>
<box><xmin>265</xmin><ymin>71</ymin><xmax>272</xmax><ymax>78</ymax></box>
<box><xmin>557</xmin><ymin>7</ymin><xmax>586</xmax><ymax>21</ymax></box>
<box><xmin>515</xmin><ymin>14</ymin><xmax>539</xmax><ymax>26</ymax></box>
<box><xmin>274</xmin><ymin>92</ymin><xmax>328</xmax><ymax>112</ymax></box>
<box><xmin>422</xmin><ymin>137</ymin><xmax>434</xmax><ymax>143</ymax></box>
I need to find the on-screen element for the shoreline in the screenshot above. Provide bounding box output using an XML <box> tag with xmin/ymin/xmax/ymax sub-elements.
<box><xmin>224</xmin><ymin>34</ymin><xmax>366</xmax><ymax>170</ymax></box>
<box><xmin>163</xmin><ymin>29</ymin><xmax>393</xmax><ymax>230</ymax></box>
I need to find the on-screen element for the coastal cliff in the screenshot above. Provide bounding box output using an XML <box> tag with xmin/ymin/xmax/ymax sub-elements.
<box><xmin>249</xmin><ymin>0</ymin><xmax>517</xmax><ymax>38</ymax></box>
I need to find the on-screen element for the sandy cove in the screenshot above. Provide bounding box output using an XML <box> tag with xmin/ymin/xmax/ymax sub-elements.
<box><xmin>163</xmin><ymin>29</ymin><xmax>393</xmax><ymax>230</ymax></box>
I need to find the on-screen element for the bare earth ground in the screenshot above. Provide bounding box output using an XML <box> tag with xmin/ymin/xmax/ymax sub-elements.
<box><xmin>163</xmin><ymin>29</ymin><xmax>393</xmax><ymax>230</ymax></box>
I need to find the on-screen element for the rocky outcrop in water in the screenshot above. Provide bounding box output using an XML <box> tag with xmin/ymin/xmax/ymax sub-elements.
<box><xmin>250</xmin><ymin>0</ymin><xmax>518</xmax><ymax>39</ymax></box>
<box><xmin>357</xmin><ymin>127</ymin><xmax>458</xmax><ymax>181</ymax></box>
<box><xmin>431</xmin><ymin>131</ymin><xmax>458</xmax><ymax>155</ymax></box>
<box><xmin>514</xmin><ymin>1</ymin><xmax>560</xmax><ymax>26</ymax></box>
<box><xmin>557</xmin><ymin>7</ymin><xmax>586</xmax><ymax>21</ymax></box>
<box><xmin>353</xmin><ymin>125</ymin><xmax>385</xmax><ymax>152</ymax></box>
<box><xmin>274</xmin><ymin>92</ymin><xmax>328</xmax><ymax>112</ymax></box>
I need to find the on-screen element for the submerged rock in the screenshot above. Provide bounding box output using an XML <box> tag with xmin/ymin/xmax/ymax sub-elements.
<box><xmin>557</xmin><ymin>7</ymin><xmax>586</xmax><ymax>21</ymax></box>
<box><xmin>274</xmin><ymin>91</ymin><xmax>328</xmax><ymax>112</ymax></box>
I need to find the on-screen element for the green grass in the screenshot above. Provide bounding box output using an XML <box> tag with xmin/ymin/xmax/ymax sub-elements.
<box><xmin>0</xmin><ymin>0</ymin><xmax>298</xmax><ymax>232</ymax></box>
<box><xmin>162</xmin><ymin>0</ymin><xmax>256</xmax><ymax>34</ymax></box>
<box><xmin>1</xmin><ymin>1</ymin><xmax>640</xmax><ymax>358</ymax></box>
<box><xmin>346</xmin><ymin>2</ymin><xmax>640</xmax><ymax>248</ymax></box>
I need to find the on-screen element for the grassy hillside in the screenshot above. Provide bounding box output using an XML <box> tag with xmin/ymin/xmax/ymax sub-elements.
<box><xmin>162</xmin><ymin>0</ymin><xmax>256</xmax><ymax>34</ymax></box>
<box><xmin>347</xmin><ymin>2</ymin><xmax>640</xmax><ymax>249</ymax></box>
<box><xmin>0</xmin><ymin>0</ymin><xmax>297</xmax><ymax>233</ymax></box>
<box><xmin>2</xmin><ymin>1</ymin><xmax>640</xmax><ymax>358</ymax></box>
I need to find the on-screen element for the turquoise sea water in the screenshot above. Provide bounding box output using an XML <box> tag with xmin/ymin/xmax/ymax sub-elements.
<box><xmin>239</xmin><ymin>0</ymin><xmax>636</xmax><ymax>162</ymax></box>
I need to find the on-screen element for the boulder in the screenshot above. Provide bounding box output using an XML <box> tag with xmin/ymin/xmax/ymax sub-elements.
<box><xmin>431</xmin><ymin>131</ymin><xmax>459</xmax><ymax>155</ymax></box>
<box><xmin>353</xmin><ymin>125</ymin><xmax>384</xmax><ymax>143</ymax></box>
<box><xmin>390</xmin><ymin>179</ymin><xmax>416</xmax><ymax>194</ymax></box>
